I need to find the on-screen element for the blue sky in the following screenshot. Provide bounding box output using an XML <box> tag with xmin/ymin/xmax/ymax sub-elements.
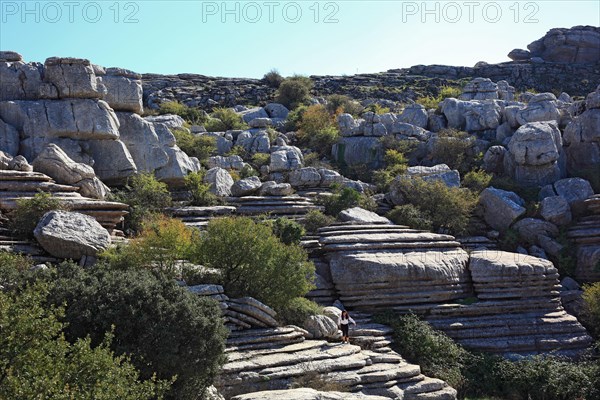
<box><xmin>1</xmin><ymin>1</ymin><xmax>599</xmax><ymax>77</ymax></box>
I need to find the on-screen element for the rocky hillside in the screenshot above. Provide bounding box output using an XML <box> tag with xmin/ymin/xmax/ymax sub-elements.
<box><xmin>142</xmin><ymin>26</ymin><xmax>600</xmax><ymax>109</ymax></box>
<box><xmin>0</xmin><ymin>24</ymin><xmax>599</xmax><ymax>400</ymax></box>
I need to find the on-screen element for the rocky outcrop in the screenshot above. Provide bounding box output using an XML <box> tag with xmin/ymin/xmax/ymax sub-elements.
<box><xmin>204</xmin><ymin>167</ymin><xmax>234</xmax><ymax>197</ymax></box>
<box><xmin>0</xmin><ymin>170</ymin><xmax>128</xmax><ymax>230</ymax></box>
<box><xmin>33</xmin><ymin>210</ymin><xmax>111</xmax><ymax>259</ymax></box>
<box><xmin>479</xmin><ymin>187</ymin><xmax>526</xmax><ymax>231</ymax></box>
<box><xmin>563</xmin><ymin>85</ymin><xmax>600</xmax><ymax>174</ymax></box>
<box><xmin>426</xmin><ymin>251</ymin><xmax>592</xmax><ymax>357</ymax></box>
<box><xmin>568</xmin><ymin>195</ymin><xmax>600</xmax><ymax>283</ymax></box>
<box><xmin>509</xmin><ymin>26</ymin><xmax>600</xmax><ymax>64</ymax></box>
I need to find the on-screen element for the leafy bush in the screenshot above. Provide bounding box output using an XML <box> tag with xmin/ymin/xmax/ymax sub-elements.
<box><xmin>373</xmin><ymin>149</ymin><xmax>409</xmax><ymax>191</ymax></box>
<box><xmin>0</xmin><ymin>251</ymin><xmax>33</xmax><ymax>290</ymax></box>
<box><xmin>205</xmin><ymin>108</ymin><xmax>247</xmax><ymax>132</ymax></box>
<box><xmin>8</xmin><ymin>192</ymin><xmax>65</xmax><ymax>239</ymax></box>
<box><xmin>302</xmin><ymin>210</ymin><xmax>336</xmax><ymax>233</ymax></box>
<box><xmin>239</xmin><ymin>164</ymin><xmax>259</xmax><ymax>179</ymax></box>
<box><xmin>278</xmin><ymin>297</ymin><xmax>323</xmax><ymax>326</ymax></box>
<box><xmin>387</xmin><ymin>204</ymin><xmax>433</xmax><ymax>231</ymax></box>
<box><xmin>285</xmin><ymin>104</ymin><xmax>307</xmax><ymax>131</ymax></box>
<box><xmin>431</xmin><ymin>129</ymin><xmax>479</xmax><ymax>174</ymax></box>
<box><xmin>320</xmin><ymin>185</ymin><xmax>377</xmax><ymax>217</ymax></box>
<box><xmin>158</xmin><ymin>101</ymin><xmax>206</xmax><ymax>125</ymax></box>
<box><xmin>110</xmin><ymin>173</ymin><xmax>172</xmax><ymax>233</ymax></box>
<box><xmin>394</xmin><ymin>178</ymin><xmax>477</xmax><ymax>235</ymax></box>
<box><xmin>325</xmin><ymin>94</ymin><xmax>363</xmax><ymax>116</ymax></box>
<box><xmin>171</xmin><ymin>128</ymin><xmax>217</xmax><ymax>164</ymax></box>
<box><xmin>45</xmin><ymin>263</ymin><xmax>227</xmax><ymax>400</ymax></box>
<box><xmin>275</xmin><ymin>75</ymin><xmax>313</xmax><ymax>109</ymax></box>
<box><xmin>462</xmin><ymin>169</ymin><xmax>492</xmax><ymax>193</ymax></box>
<box><xmin>190</xmin><ymin>217</ymin><xmax>315</xmax><ymax>311</ymax></box>
<box><xmin>270</xmin><ymin>217</ymin><xmax>306</xmax><ymax>245</ymax></box>
<box><xmin>582</xmin><ymin>282</ymin><xmax>600</xmax><ymax>338</ymax></box>
<box><xmin>364</xmin><ymin>103</ymin><xmax>390</xmax><ymax>115</ymax></box>
<box><xmin>263</xmin><ymin>69</ymin><xmax>284</xmax><ymax>88</ymax></box>
<box><xmin>185</xmin><ymin>171</ymin><xmax>220</xmax><ymax>206</ymax></box>
<box><xmin>416</xmin><ymin>85</ymin><xmax>462</xmax><ymax>110</ymax></box>
<box><xmin>251</xmin><ymin>152</ymin><xmax>271</xmax><ymax>168</ymax></box>
<box><xmin>0</xmin><ymin>282</ymin><xmax>171</xmax><ymax>400</ymax></box>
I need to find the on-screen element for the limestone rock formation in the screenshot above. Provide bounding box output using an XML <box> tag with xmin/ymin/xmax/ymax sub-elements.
<box><xmin>563</xmin><ymin>85</ymin><xmax>600</xmax><ymax>174</ymax></box>
<box><xmin>204</xmin><ymin>167</ymin><xmax>234</xmax><ymax>197</ymax></box>
<box><xmin>479</xmin><ymin>187</ymin><xmax>526</xmax><ymax>231</ymax></box>
<box><xmin>34</xmin><ymin>210</ymin><xmax>111</xmax><ymax>259</ymax></box>
<box><xmin>231</xmin><ymin>176</ymin><xmax>262</xmax><ymax>197</ymax></box>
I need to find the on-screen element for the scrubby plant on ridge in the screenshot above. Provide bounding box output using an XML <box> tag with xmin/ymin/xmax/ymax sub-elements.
<box><xmin>8</xmin><ymin>192</ymin><xmax>65</xmax><ymax>239</ymax></box>
<box><xmin>319</xmin><ymin>184</ymin><xmax>377</xmax><ymax>217</ymax></box>
<box><xmin>275</xmin><ymin>75</ymin><xmax>314</xmax><ymax>109</ymax></box>
<box><xmin>158</xmin><ymin>101</ymin><xmax>207</xmax><ymax>125</ymax></box>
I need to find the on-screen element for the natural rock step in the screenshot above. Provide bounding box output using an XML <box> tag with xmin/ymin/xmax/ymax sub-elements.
<box><xmin>322</xmin><ymin>242</ymin><xmax>462</xmax><ymax>252</ymax></box>
<box><xmin>456</xmin><ymin>332</ymin><xmax>593</xmax><ymax>353</ymax></box>
<box><xmin>427</xmin><ymin>298</ymin><xmax>562</xmax><ymax>317</ymax></box>
<box><xmin>0</xmin><ymin>171</ymin><xmax>53</xmax><ymax>181</ymax></box>
<box><xmin>230</xmin><ymin>388</ymin><xmax>390</xmax><ymax>400</ymax></box>
<box><xmin>0</xmin><ymin>181</ymin><xmax>80</xmax><ymax>192</ymax></box>
<box><xmin>168</xmin><ymin>206</ymin><xmax>236</xmax><ymax>217</ymax></box>
<box><xmin>318</xmin><ymin>224</ymin><xmax>410</xmax><ymax>233</ymax></box>
<box><xmin>321</xmin><ymin>232</ymin><xmax>456</xmax><ymax>245</ymax></box>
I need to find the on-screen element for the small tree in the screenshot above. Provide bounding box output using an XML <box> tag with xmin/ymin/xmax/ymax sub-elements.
<box><xmin>8</xmin><ymin>192</ymin><xmax>64</xmax><ymax>239</ymax></box>
<box><xmin>263</xmin><ymin>69</ymin><xmax>284</xmax><ymax>88</ymax></box>
<box><xmin>0</xmin><ymin>283</ymin><xmax>171</xmax><ymax>399</ymax></box>
<box><xmin>191</xmin><ymin>217</ymin><xmax>315</xmax><ymax>310</ymax></box>
<box><xmin>111</xmin><ymin>173</ymin><xmax>172</xmax><ymax>232</ymax></box>
<box><xmin>185</xmin><ymin>171</ymin><xmax>220</xmax><ymax>207</ymax></box>
<box><xmin>275</xmin><ymin>75</ymin><xmax>314</xmax><ymax>109</ymax></box>
<box><xmin>205</xmin><ymin>108</ymin><xmax>247</xmax><ymax>132</ymax></box>
<box><xmin>158</xmin><ymin>101</ymin><xmax>207</xmax><ymax>125</ymax></box>
<box><xmin>582</xmin><ymin>282</ymin><xmax>600</xmax><ymax>338</ymax></box>
<box><xmin>320</xmin><ymin>185</ymin><xmax>377</xmax><ymax>217</ymax></box>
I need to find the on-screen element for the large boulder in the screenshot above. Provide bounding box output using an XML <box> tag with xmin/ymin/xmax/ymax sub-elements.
<box><xmin>0</xmin><ymin>117</ymin><xmax>19</xmax><ymax>156</ymax></box>
<box><xmin>239</xmin><ymin>107</ymin><xmax>269</xmax><ymax>123</ymax></box>
<box><xmin>540</xmin><ymin>196</ymin><xmax>572</xmax><ymax>226</ymax></box>
<box><xmin>563</xmin><ymin>87</ymin><xmax>600</xmax><ymax>173</ymax></box>
<box><xmin>540</xmin><ymin>178</ymin><xmax>595</xmax><ymax>214</ymax></box>
<box><xmin>100</xmin><ymin>68</ymin><xmax>143</xmax><ymax>114</ymax></box>
<box><xmin>43</xmin><ymin>57</ymin><xmax>104</xmax><ymax>99</ymax></box>
<box><xmin>526</xmin><ymin>26</ymin><xmax>600</xmax><ymax>64</ymax></box>
<box><xmin>398</xmin><ymin>104</ymin><xmax>428</xmax><ymax>128</ymax></box>
<box><xmin>0</xmin><ymin>58</ymin><xmax>57</xmax><ymax>101</ymax></box>
<box><xmin>332</xmin><ymin>137</ymin><xmax>383</xmax><ymax>169</ymax></box>
<box><xmin>34</xmin><ymin>211</ymin><xmax>111</xmax><ymax>259</ymax></box>
<box><xmin>288</xmin><ymin>167</ymin><xmax>321</xmax><ymax>187</ymax></box>
<box><xmin>86</xmin><ymin>139</ymin><xmax>138</xmax><ymax>185</ymax></box>
<box><xmin>302</xmin><ymin>315</ymin><xmax>339</xmax><ymax>339</ymax></box>
<box><xmin>516</xmin><ymin>93</ymin><xmax>560</xmax><ymax>125</ymax></box>
<box><xmin>264</xmin><ymin>103</ymin><xmax>289</xmax><ymax>119</ymax></box>
<box><xmin>260</xmin><ymin>181</ymin><xmax>294</xmax><ymax>196</ymax></box>
<box><xmin>505</xmin><ymin>121</ymin><xmax>563</xmax><ymax>186</ymax></box>
<box><xmin>337</xmin><ymin>113</ymin><xmax>362</xmax><ymax>136</ymax></box>
<box><xmin>236</xmin><ymin>130</ymin><xmax>270</xmax><ymax>154</ymax></box>
<box><xmin>32</xmin><ymin>144</ymin><xmax>108</xmax><ymax>199</ymax></box>
<box><xmin>207</xmin><ymin>155</ymin><xmax>246</xmax><ymax>170</ymax></box>
<box><xmin>459</xmin><ymin>78</ymin><xmax>498</xmax><ymax>101</ymax></box>
<box><xmin>483</xmin><ymin>145</ymin><xmax>507</xmax><ymax>173</ymax></box>
<box><xmin>231</xmin><ymin>176</ymin><xmax>262</xmax><ymax>197</ymax></box>
<box><xmin>479</xmin><ymin>187</ymin><xmax>526</xmax><ymax>231</ymax></box>
<box><xmin>338</xmin><ymin>207</ymin><xmax>391</xmax><ymax>224</ymax></box>
<box><xmin>269</xmin><ymin>146</ymin><xmax>303</xmax><ymax>172</ymax></box>
<box><xmin>0</xmin><ymin>99</ymin><xmax>120</xmax><ymax>159</ymax></box>
<box><xmin>116</xmin><ymin>112</ymin><xmax>171</xmax><ymax>172</ymax></box>
<box><xmin>405</xmin><ymin>164</ymin><xmax>460</xmax><ymax>188</ymax></box>
<box><xmin>204</xmin><ymin>167</ymin><xmax>234</xmax><ymax>197</ymax></box>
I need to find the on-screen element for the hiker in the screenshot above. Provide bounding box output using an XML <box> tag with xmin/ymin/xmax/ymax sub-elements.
<box><xmin>338</xmin><ymin>310</ymin><xmax>356</xmax><ymax>343</ymax></box>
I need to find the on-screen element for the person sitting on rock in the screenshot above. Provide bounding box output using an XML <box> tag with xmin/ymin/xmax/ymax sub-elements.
<box><xmin>338</xmin><ymin>310</ymin><xmax>356</xmax><ymax>344</ymax></box>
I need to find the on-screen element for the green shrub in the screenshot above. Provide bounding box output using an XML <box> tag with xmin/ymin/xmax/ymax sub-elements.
<box><xmin>270</xmin><ymin>217</ymin><xmax>306</xmax><ymax>245</ymax></box>
<box><xmin>320</xmin><ymin>185</ymin><xmax>377</xmax><ymax>217</ymax></box>
<box><xmin>171</xmin><ymin>128</ymin><xmax>217</xmax><ymax>164</ymax></box>
<box><xmin>582</xmin><ymin>282</ymin><xmax>600</xmax><ymax>338</ymax></box>
<box><xmin>302</xmin><ymin>210</ymin><xmax>336</xmax><ymax>233</ymax></box>
<box><xmin>364</xmin><ymin>103</ymin><xmax>390</xmax><ymax>115</ymax></box>
<box><xmin>0</xmin><ymin>252</ymin><xmax>33</xmax><ymax>291</ymax></box>
<box><xmin>394</xmin><ymin>178</ymin><xmax>477</xmax><ymax>235</ymax></box>
<box><xmin>251</xmin><ymin>153</ymin><xmax>271</xmax><ymax>168</ymax></box>
<box><xmin>263</xmin><ymin>69</ymin><xmax>284</xmax><ymax>88</ymax></box>
<box><xmin>285</xmin><ymin>104</ymin><xmax>308</xmax><ymax>131</ymax></box>
<box><xmin>373</xmin><ymin>149</ymin><xmax>409</xmax><ymax>191</ymax></box>
<box><xmin>462</xmin><ymin>169</ymin><xmax>492</xmax><ymax>193</ymax></box>
<box><xmin>275</xmin><ymin>75</ymin><xmax>313</xmax><ymax>109</ymax></box>
<box><xmin>8</xmin><ymin>192</ymin><xmax>65</xmax><ymax>239</ymax></box>
<box><xmin>45</xmin><ymin>262</ymin><xmax>227</xmax><ymax>400</ymax></box>
<box><xmin>190</xmin><ymin>217</ymin><xmax>315</xmax><ymax>311</ymax></box>
<box><xmin>387</xmin><ymin>204</ymin><xmax>433</xmax><ymax>231</ymax></box>
<box><xmin>416</xmin><ymin>85</ymin><xmax>461</xmax><ymax>110</ymax></box>
<box><xmin>431</xmin><ymin>129</ymin><xmax>478</xmax><ymax>174</ymax></box>
<box><xmin>325</xmin><ymin>94</ymin><xmax>363</xmax><ymax>116</ymax></box>
<box><xmin>278</xmin><ymin>297</ymin><xmax>323</xmax><ymax>327</ymax></box>
<box><xmin>185</xmin><ymin>171</ymin><xmax>220</xmax><ymax>206</ymax></box>
<box><xmin>158</xmin><ymin>101</ymin><xmax>206</xmax><ymax>125</ymax></box>
<box><xmin>205</xmin><ymin>108</ymin><xmax>247</xmax><ymax>132</ymax></box>
<box><xmin>0</xmin><ymin>283</ymin><xmax>171</xmax><ymax>399</ymax></box>
<box><xmin>239</xmin><ymin>164</ymin><xmax>259</xmax><ymax>179</ymax></box>
<box><xmin>110</xmin><ymin>173</ymin><xmax>172</xmax><ymax>233</ymax></box>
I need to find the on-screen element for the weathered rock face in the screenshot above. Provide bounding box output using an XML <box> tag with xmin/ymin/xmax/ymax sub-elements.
<box><xmin>32</xmin><ymin>144</ymin><xmax>108</xmax><ymax>199</ymax></box>
<box><xmin>44</xmin><ymin>57</ymin><xmax>105</xmax><ymax>99</ymax></box>
<box><xmin>563</xmin><ymin>86</ymin><xmax>600</xmax><ymax>174</ymax></box>
<box><xmin>204</xmin><ymin>167</ymin><xmax>234</xmax><ymax>196</ymax></box>
<box><xmin>568</xmin><ymin>195</ymin><xmax>600</xmax><ymax>283</ymax></box>
<box><xmin>0</xmin><ymin>117</ymin><xmax>19</xmax><ymax>156</ymax></box>
<box><xmin>479</xmin><ymin>187</ymin><xmax>526</xmax><ymax>232</ymax></box>
<box><xmin>231</xmin><ymin>176</ymin><xmax>262</xmax><ymax>197</ymax></box>
<box><xmin>269</xmin><ymin>146</ymin><xmax>303</xmax><ymax>172</ymax></box>
<box><xmin>332</xmin><ymin>137</ymin><xmax>383</xmax><ymax>169</ymax></box>
<box><xmin>100</xmin><ymin>68</ymin><xmax>143</xmax><ymax>114</ymax></box>
<box><xmin>505</xmin><ymin>121</ymin><xmax>564</xmax><ymax>186</ymax></box>
<box><xmin>405</xmin><ymin>164</ymin><xmax>460</xmax><ymax>188</ymax></box>
<box><xmin>509</xmin><ymin>26</ymin><xmax>600</xmax><ymax>64</ymax></box>
<box><xmin>338</xmin><ymin>207</ymin><xmax>391</xmax><ymax>225</ymax></box>
<box><xmin>515</xmin><ymin>93</ymin><xmax>561</xmax><ymax>125</ymax></box>
<box><xmin>33</xmin><ymin>210</ymin><xmax>111</xmax><ymax>259</ymax></box>
<box><xmin>303</xmin><ymin>315</ymin><xmax>339</xmax><ymax>339</ymax></box>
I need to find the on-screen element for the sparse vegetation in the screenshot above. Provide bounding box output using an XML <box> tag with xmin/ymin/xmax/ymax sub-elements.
<box><xmin>325</xmin><ymin>94</ymin><xmax>363</xmax><ymax>116</ymax></box>
<box><xmin>263</xmin><ymin>69</ymin><xmax>284</xmax><ymax>88</ymax></box>
<box><xmin>431</xmin><ymin>129</ymin><xmax>480</xmax><ymax>175</ymax></box>
<box><xmin>387</xmin><ymin>204</ymin><xmax>433</xmax><ymax>231</ymax></box>
<box><xmin>8</xmin><ymin>192</ymin><xmax>65</xmax><ymax>239</ymax></box>
<box><xmin>462</xmin><ymin>169</ymin><xmax>493</xmax><ymax>193</ymax></box>
<box><xmin>158</xmin><ymin>101</ymin><xmax>207</xmax><ymax>125</ymax></box>
<box><xmin>582</xmin><ymin>282</ymin><xmax>600</xmax><ymax>338</ymax></box>
<box><xmin>269</xmin><ymin>217</ymin><xmax>306</xmax><ymax>245</ymax></box>
<box><xmin>296</xmin><ymin>104</ymin><xmax>340</xmax><ymax>156</ymax></box>
<box><xmin>205</xmin><ymin>108</ymin><xmax>248</xmax><ymax>132</ymax></box>
<box><xmin>275</xmin><ymin>75</ymin><xmax>314</xmax><ymax>109</ymax></box>
<box><xmin>185</xmin><ymin>170</ymin><xmax>220</xmax><ymax>207</ymax></box>
<box><xmin>302</xmin><ymin>210</ymin><xmax>336</xmax><ymax>233</ymax></box>
<box><xmin>320</xmin><ymin>185</ymin><xmax>377</xmax><ymax>217</ymax></box>
<box><xmin>171</xmin><ymin>128</ymin><xmax>217</xmax><ymax>165</ymax></box>
<box><xmin>416</xmin><ymin>85</ymin><xmax>462</xmax><ymax>109</ymax></box>
<box><xmin>278</xmin><ymin>297</ymin><xmax>322</xmax><ymax>326</ymax></box>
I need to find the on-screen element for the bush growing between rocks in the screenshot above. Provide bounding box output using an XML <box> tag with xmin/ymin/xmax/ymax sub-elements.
<box><xmin>302</xmin><ymin>210</ymin><xmax>336</xmax><ymax>233</ymax></box>
<box><xmin>325</xmin><ymin>94</ymin><xmax>363</xmax><ymax>116</ymax></box>
<box><xmin>184</xmin><ymin>170</ymin><xmax>220</xmax><ymax>207</ymax></box>
<box><xmin>373</xmin><ymin>149</ymin><xmax>409</xmax><ymax>191</ymax></box>
<box><xmin>582</xmin><ymin>282</ymin><xmax>600</xmax><ymax>338</ymax></box>
<box><xmin>416</xmin><ymin>85</ymin><xmax>462</xmax><ymax>110</ymax></box>
<box><xmin>375</xmin><ymin>312</ymin><xmax>600</xmax><ymax>400</ymax></box>
<box><xmin>431</xmin><ymin>129</ymin><xmax>479</xmax><ymax>175</ymax></box>
<box><xmin>171</xmin><ymin>128</ymin><xmax>217</xmax><ymax>165</ymax></box>
<box><xmin>111</xmin><ymin>173</ymin><xmax>172</xmax><ymax>233</ymax></box>
<box><xmin>158</xmin><ymin>101</ymin><xmax>206</xmax><ymax>125</ymax></box>
<box><xmin>462</xmin><ymin>169</ymin><xmax>493</xmax><ymax>193</ymax></box>
<box><xmin>263</xmin><ymin>69</ymin><xmax>284</xmax><ymax>88</ymax></box>
<box><xmin>364</xmin><ymin>103</ymin><xmax>390</xmax><ymax>115</ymax></box>
<box><xmin>0</xmin><ymin>282</ymin><xmax>172</xmax><ymax>399</ymax></box>
<box><xmin>190</xmin><ymin>216</ymin><xmax>315</xmax><ymax>311</ymax></box>
<box><xmin>275</xmin><ymin>75</ymin><xmax>313</xmax><ymax>109</ymax></box>
<box><xmin>269</xmin><ymin>217</ymin><xmax>306</xmax><ymax>245</ymax></box>
<box><xmin>278</xmin><ymin>297</ymin><xmax>323</xmax><ymax>326</ymax></box>
<box><xmin>320</xmin><ymin>185</ymin><xmax>377</xmax><ymax>217</ymax></box>
<box><xmin>296</xmin><ymin>104</ymin><xmax>340</xmax><ymax>156</ymax></box>
<box><xmin>205</xmin><ymin>108</ymin><xmax>247</xmax><ymax>132</ymax></box>
<box><xmin>387</xmin><ymin>204</ymin><xmax>433</xmax><ymax>231</ymax></box>
<box><xmin>8</xmin><ymin>192</ymin><xmax>65</xmax><ymax>239</ymax></box>
<box><xmin>284</xmin><ymin>104</ymin><xmax>307</xmax><ymax>131</ymax></box>
<box><xmin>0</xmin><ymin>251</ymin><xmax>33</xmax><ymax>291</ymax></box>
<box><xmin>395</xmin><ymin>178</ymin><xmax>477</xmax><ymax>235</ymax></box>
<box><xmin>43</xmin><ymin>262</ymin><xmax>227</xmax><ymax>400</ymax></box>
